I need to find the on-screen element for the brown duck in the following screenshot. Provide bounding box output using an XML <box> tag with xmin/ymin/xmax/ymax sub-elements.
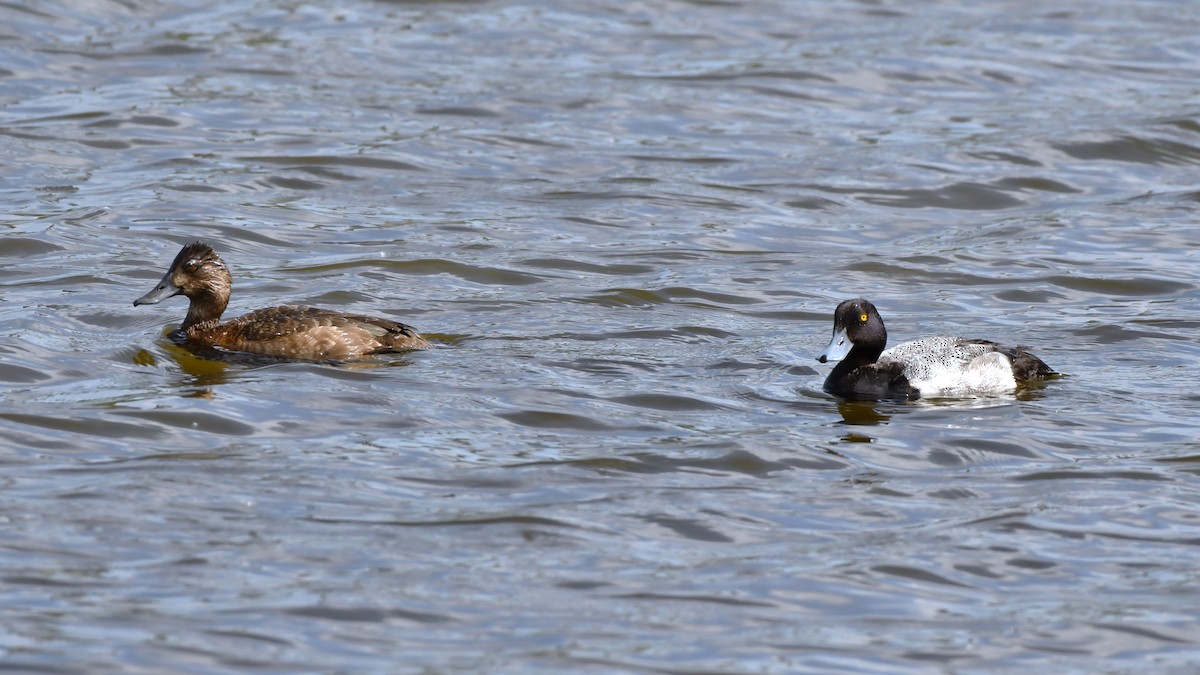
<box><xmin>134</xmin><ymin>241</ymin><xmax>429</xmax><ymax>359</ymax></box>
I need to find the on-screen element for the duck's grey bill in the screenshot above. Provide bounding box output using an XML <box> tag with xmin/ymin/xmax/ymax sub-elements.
<box><xmin>818</xmin><ymin>327</ymin><xmax>851</xmax><ymax>363</ymax></box>
<box><xmin>133</xmin><ymin>273</ymin><xmax>182</xmax><ymax>306</ymax></box>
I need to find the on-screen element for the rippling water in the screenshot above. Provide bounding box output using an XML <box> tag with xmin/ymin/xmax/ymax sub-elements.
<box><xmin>3</xmin><ymin>0</ymin><xmax>1200</xmax><ymax>671</ymax></box>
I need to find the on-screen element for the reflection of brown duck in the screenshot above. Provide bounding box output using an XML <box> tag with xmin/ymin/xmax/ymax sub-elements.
<box><xmin>134</xmin><ymin>242</ymin><xmax>429</xmax><ymax>360</ymax></box>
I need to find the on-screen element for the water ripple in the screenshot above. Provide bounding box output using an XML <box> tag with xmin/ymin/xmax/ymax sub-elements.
<box><xmin>3</xmin><ymin>0</ymin><xmax>1200</xmax><ymax>672</ymax></box>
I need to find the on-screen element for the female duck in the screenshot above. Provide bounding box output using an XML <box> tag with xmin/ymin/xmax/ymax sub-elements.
<box><xmin>817</xmin><ymin>298</ymin><xmax>1053</xmax><ymax>401</ymax></box>
<box><xmin>134</xmin><ymin>241</ymin><xmax>429</xmax><ymax>360</ymax></box>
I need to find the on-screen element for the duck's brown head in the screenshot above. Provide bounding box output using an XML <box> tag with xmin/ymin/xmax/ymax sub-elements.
<box><xmin>134</xmin><ymin>241</ymin><xmax>232</xmax><ymax>328</ymax></box>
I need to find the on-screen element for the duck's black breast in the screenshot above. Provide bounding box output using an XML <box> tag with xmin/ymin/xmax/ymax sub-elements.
<box><xmin>189</xmin><ymin>305</ymin><xmax>429</xmax><ymax>359</ymax></box>
<box><xmin>824</xmin><ymin>360</ymin><xmax>919</xmax><ymax>401</ymax></box>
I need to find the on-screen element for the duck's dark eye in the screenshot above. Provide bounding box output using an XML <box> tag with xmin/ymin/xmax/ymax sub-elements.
<box><xmin>183</xmin><ymin>259</ymin><xmax>199</xmax><ymax>272</ymax></box>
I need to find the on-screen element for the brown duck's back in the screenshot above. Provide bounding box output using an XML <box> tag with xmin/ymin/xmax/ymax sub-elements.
<box><xmin>189</xmin><ymin>305</ymin><xmax>429</xmax><ymax>360</ymax></box>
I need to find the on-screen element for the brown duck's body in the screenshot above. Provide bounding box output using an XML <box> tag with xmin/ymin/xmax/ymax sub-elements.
<box><xmin>136</xmin><ymin>241</ymin><xmax>429</xmax><ymax>360</ymax></box>
<box><xmin>186</xmin><ymin>305</ymin><xmax>428</xmax><ymax>359</ymax></box>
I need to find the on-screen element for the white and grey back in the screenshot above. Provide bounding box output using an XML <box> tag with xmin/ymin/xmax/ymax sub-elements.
<box><xmin>880</xmin><ymin>337</ymin><xmax>1017</xmax><ymax>397</ymax></box>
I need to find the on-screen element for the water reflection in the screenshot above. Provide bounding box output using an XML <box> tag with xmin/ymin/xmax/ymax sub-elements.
<box><xmin>833</xmin><ymin>394</ymin><xmax>1042</xmax><ymax>426</ymax></box>
<box><xmin>835</xmin><ymin>400</ymin><xmax>893</xmax><ymax>426</ymax></box>
<box><xmin>132</xmin><ymin>330</ymin><xmax>231</xmax><ymax>389</ymax></box>
<box><xmin>166</xmin><ymin>343</ymin><xmax>230</xmax><ymax>388</ymax></box>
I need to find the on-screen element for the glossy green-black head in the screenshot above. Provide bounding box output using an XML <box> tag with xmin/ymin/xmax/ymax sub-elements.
<box><xmin>817</xmin><ymin>298</ymin><xmax>888</xmax><ymax>364</ymax></box>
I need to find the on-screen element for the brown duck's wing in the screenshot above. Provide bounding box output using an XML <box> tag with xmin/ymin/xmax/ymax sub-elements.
<box><xmin>332</xmin><ymin>311</ymin><xmax>429</xmax><ymax>351</ymax></box>
<box><xmin>205</xmin><ymin>305</ymin><xmax>428</xmax><ymax>359</ymax></box>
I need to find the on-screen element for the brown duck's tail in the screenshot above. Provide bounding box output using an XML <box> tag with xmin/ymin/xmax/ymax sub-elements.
<box><xmin>366</xmin><ymin>318</ymin><xmax>431</xmax><ymax>352</ymax></box>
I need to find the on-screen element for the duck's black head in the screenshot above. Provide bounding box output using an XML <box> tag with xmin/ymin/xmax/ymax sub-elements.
<box><xmin>817</xmin><ymin>298</ymin><xmax>888</xmax><ymax>365</ymax></box>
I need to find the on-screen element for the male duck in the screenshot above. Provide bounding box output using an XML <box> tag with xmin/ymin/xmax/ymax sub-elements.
<box><xmin>134</xmin><ymin>241</ymin><xmax>429</xmax><ymax>360</ymax></box>
<box><xmin>817</xmin><ymin>298</ymin><xmax>1053</xmax><ymax>401</ymax></box>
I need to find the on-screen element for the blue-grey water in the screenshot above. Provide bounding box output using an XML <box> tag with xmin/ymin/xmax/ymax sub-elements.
<box><xmin>2</xmin><ymin>0</ymin><xmax>1200</xmax><ymax>672</ymax></box>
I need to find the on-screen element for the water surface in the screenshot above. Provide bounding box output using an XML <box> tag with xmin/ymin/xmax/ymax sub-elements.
<box><xmin>2</xmin><ymin>0</ymin><xmax>1200</xmax><ymax>671</ymax></box>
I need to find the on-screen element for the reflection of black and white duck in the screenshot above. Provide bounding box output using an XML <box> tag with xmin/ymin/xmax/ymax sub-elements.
<box><xmin>135</xmin><ymin>242</ymin><xmax>429</xmax><ymax>360</ymax></box>
<box><xmin>817</xmin><ymin>298</ymin><xmax>1054</xmax><ymax>401</ymax></box>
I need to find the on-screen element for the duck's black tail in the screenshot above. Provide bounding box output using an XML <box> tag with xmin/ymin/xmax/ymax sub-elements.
<box><xmin>1008</xmin><ymin>347</ymin><xmax>1055</xmax><ymax>382</ymax></box>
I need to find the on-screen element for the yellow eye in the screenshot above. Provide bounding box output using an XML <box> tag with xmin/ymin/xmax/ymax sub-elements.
<box><xmin>859</xmin><ymin>313</ymin><xmax>868</xmax><ymax>322</ymax></box>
